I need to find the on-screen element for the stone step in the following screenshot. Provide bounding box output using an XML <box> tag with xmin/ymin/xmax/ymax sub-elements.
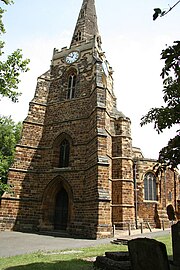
<box><xmin>105</xmin><ymin>251</ymin><xmax>130</xmax><ymax>261</ymax></box>
<box><xmin>137</xmin><ymin>222</ymin><xmax>154</xmax><ymax>229</ymax></box>
<box><xmin>158</xmin><ymin>209</ymin><xmax>168</xmax><ymax>216</ymax></box>
<box><xmin>94</xmin><ymin>256</ymin><xmax>131</xmax><ymax>270</ymax></box>
<box><xmin>39</xmin><ymin>230</ymin><xmax>70</xmax><ymax>237</ymax></box>
<box><xmin>111</xmin><ymin>239</ymin><xmax>128</xmax><ymax>245</ymax></box>
<box><xmin>158</xmin><ymin>212</ymin><xmax>168</xmax><ymax>216</ymax></box>
<box><xmin>159</xmin><ymin>209</ymin><xmax>167</xmax><ymax>213</ymax></box>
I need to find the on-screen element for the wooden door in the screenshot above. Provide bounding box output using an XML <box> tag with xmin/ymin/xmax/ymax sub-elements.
<box><xmin>54</xmin><ymin>188</ymin><xmax>68</xmax><ymax>230</ymax></box>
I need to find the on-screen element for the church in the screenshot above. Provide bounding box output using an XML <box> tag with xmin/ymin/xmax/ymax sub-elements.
<box><xmin>0</xmin><ymin>0</ymin><xmax>179</xmax><ymax>239</ymax></box>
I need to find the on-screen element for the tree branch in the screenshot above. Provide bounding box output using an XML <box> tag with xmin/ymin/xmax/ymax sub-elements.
<box><xmin>0</xmin><ymin>0</ymin><xmax>13</xmax><ymax>5</ymax></box>
<box><xmin>162</xmin><ymin>0</ymin><xmax>180</xmax><ymax>16</ymax></box>
<box><xmin>153</xmin><ymin>1</ymin><xmax>180</xmax><ymax>20</ymax></box>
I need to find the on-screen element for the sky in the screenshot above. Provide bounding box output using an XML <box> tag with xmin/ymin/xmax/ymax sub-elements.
<box><xmin>0</xmin><ymin>0</ymin><xmax>179</xmax><ymax>160</ymax></box>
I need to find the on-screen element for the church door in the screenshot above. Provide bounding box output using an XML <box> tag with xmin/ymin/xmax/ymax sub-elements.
<box><xmin>54</xmin><ymin>188</ymin><xmax>68</xmax><ymax>230</ymax></box>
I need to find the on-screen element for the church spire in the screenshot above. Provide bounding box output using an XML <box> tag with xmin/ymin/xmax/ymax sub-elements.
<box><xmin>71</xmin><ymin>0</ymin><xmax>99</xmax><ymax>46</ymax></box>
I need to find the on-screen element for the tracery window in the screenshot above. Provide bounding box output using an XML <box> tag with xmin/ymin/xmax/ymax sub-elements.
<box><xmin>67</xmin><ymin>72</ymin><xmax>77</xmax><ymax>99</ymax></box>
<box><xmin>144</xmin><ymin>172</ymin><xmax>157</xmax><ymax>201</ymax></box>
<box><xmin>59</xmin><ymin>139</ymin><xmax>70</xmax><ymax>168</ymax></box>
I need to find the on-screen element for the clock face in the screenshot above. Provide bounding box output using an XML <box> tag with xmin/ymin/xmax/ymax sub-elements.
<box><xmin>66</xmin><ymin>51</ymin><xmax>79</xmax><ymax>64</ymax></box>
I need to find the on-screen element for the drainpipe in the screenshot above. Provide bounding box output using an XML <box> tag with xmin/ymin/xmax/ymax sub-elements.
<box><xmin>174</xmin><ymin>170</ymin><xmax>177</xmax><ymax>211</ymax></box>
<box><xmin>133</xmin><ymin>161</ymin><xmax>138</xmax><ymax>229</ymax></box>
<box><xmin>163</xmin><ymin>166</ymin><xmax>167</xmax><ymax>208</ymax></box>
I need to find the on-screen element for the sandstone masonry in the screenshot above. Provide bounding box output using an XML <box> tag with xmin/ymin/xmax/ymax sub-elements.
<box><xmin>0</xmin><ymin>0</ymin><xmax>179</xmax><ymax>238</ymax></box>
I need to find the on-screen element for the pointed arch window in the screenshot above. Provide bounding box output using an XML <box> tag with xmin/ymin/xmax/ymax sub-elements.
<box><xmin>59</xmin><ymin>139</ymin><xmax>70</xmax><ymax>168</ymax></box>
<box><xmin>144</xmin><ymin>172</ymin><xmax>157</xmax><ymax>201</ymax></box>
<box><xmin>67</xmin><ymin>72</ymin><xmax>77</xmax><ymax>99</ymax></box>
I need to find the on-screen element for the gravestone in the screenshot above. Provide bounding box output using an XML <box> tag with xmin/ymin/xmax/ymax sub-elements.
<box><xmin>172</xmin><ymin>221</ymin><xmax>180</xmax><ymax>267</ymax></box>
<box><xmin>128</xmin><ymin>238</ymin><xmax>170</xmax><ymax>270</ymax></box>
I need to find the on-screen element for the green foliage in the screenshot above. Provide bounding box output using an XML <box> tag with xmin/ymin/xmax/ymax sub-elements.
<box><xmin>141</xmin><ymin>41</ymin><xmax>180</xmax><ymax>168</ymax></box>
<box><xmin>0</xmin><ymin>115</ymin><xmax>22</xmax><ymax>196</ymax></box>
<box><xmin>153</xmin><ymin>8</ymin><xmax>164</xmax><ymax>20</ymax></box>
<box><xmin>0</xmin><ymin>49</ymin><xmax>30</xmax><ymax>102</ymax></box>
<box><xmin>0</xmin><ymin>0</ymin><xmax>13</xmax><ymax>35</ymax></box>
<box><xmin>0</xmin><ymin>0</ymin><xmax>30</xmax><ymax>102</ymax></box>
<box><xmin>0</xmin><ymin>0</ymin><xmax>27</xmax><ymax>192</ymax></box>
<box><xmin>153</xmin><ymin>1</ymin><xmax>180</xmax><ymax>20</ymax></box>
<box><xmin>159</xmin><ymin>135</ymin><xmax>180</xmax><ymax>168</ymax></box>
<box><xmin>1</xmin><ymin>0</ymin><xmax>14</xmax><ymax>4</ymax></box>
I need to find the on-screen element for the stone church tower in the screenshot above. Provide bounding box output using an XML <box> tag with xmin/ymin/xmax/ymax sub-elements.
<box><xmin>0</xmin><ymin>0</ymin><xmax>135</xmax><ymax>238</ymax></box>
<box><xmin>1</xmin><ymin>0</ymin><xmax>178</xmax><ymax>238</ymax></box>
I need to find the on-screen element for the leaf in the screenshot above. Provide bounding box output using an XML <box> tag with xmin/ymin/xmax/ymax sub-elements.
<box><xmin>158</xmin><ymin>135</ymin><xmax>180</xmax><ymax>168</ymax></box>
<box><xmin>154</xmin><ymin>8</ymin><xmax>162</xmax><ymax>13</ymax></box>
<box><xmin>153</xmin><ymin>8</ymin><xmax>162</xmax><ymax>20</ymax></box>
<box><xmin>161</xmin><ymin>11</ymin><xmax>166</xmax><ymax>16</ymax></box>
<box><xmin>153</xmin><ymin>12</ymin><xmax>159</xmax><ymax>20</ymax></box>
<box><xmin>0</xmin><ymin>0</ymin><xmax>14</xmax><ymax>5</ymax></box>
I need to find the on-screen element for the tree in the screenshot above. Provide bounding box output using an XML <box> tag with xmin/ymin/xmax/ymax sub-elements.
<box><xmin>0</xmin><ymin>0</ymin><xmax>29</xmax><ymax>102</ymax></box>
<box><xmin>0</xmin><ymin>0</ymin><xmax>29</xmax><ymax>195</ymax></box>
<box><xmin>140</xmin><ymin>41</ymin><xmax>180</xmax><ymax>169</ymax></box>
<box><xmin>141</xmin><ymin>2</ymin><xmax>180</xmax><ymax>169</ymax></box>
<box><xmin>0</xmin><ymin>116</ymin><xmax>22</xmax><ymax>196</ymax></box>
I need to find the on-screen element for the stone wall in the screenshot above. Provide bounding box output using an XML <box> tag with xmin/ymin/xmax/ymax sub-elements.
<box><xmin>0</xmin><ymin>38</ymin><xmax>115</xmax><ymax>238</ymax></box>
<box><xmin>111</xmin><ymin>117</ymin><xmax>134</xmax><ymax>225</ymax></box>
<box><xmin>133</xmin><ymin>157</ymin><xmax>179</xmax><ymax>227</ymax></box>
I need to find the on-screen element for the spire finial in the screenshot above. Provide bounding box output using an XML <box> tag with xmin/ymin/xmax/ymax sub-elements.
<box><xmin>71</xmin><ymin>0</ymin><xmax>99</xmax><ymax>46</ymax></box>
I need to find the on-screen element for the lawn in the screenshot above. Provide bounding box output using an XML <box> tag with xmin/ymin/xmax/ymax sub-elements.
<box><xmin>0</xmin><ymin>235</ymin><xmax>172</xmax><ymax>270</ymax></box>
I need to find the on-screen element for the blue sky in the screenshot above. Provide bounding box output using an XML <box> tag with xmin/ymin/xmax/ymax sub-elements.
<box><xmin>1</xmin><ymin>0</ymin><xmax>179</xmax><ymax>159</ymax></box>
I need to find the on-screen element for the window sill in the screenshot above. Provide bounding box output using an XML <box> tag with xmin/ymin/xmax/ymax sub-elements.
<box><xmin>143</xmin><ymin>200</ymin><xmax>158</xmax><ymax>203</ymax></box>
<box><xmin>53</xmin><ymin>167</ymin><xmax>71</xmax><ymax>172</ymax></box>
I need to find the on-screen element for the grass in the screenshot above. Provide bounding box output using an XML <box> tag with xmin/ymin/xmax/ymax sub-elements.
<box><xmin>155</xmin><ymin>235</ymin><xmax>172</xmax><ymax>256</ymax></box>
<box><xmin>0</xmin><ymin>235</ymin><xmax>172</xmax><ymax>270</ymax></box>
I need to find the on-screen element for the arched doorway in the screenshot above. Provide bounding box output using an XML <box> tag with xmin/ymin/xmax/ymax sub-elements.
<box><xmin>41</xmin><ymin>177</ymin><xmax>73</xmax><ymax>232</ymax></box>
<box><xmin>54</xmin><ymin>188</ymin><xmax>69</xmax><ymax>230</ymax></box>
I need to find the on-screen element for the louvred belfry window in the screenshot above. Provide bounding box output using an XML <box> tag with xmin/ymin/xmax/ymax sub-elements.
<box><xmin>59</xmin><ymin>139</ymin><xmax>70</xmax><ymax>168</ymax></box>
<box><xmin>75</xmin><ymin>31</ymin><xmax>82</xmax><ymax>42</ymax></box>
<box><xmin>67</xmin><ymin>72</ymin><xmax>77</xmax><ymax>99</ymax></box>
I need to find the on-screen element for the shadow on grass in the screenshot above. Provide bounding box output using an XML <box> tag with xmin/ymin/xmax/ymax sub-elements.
<box><xmin>4</xmin><ymin>259</ymin><xmax>93</xmax><ymax>270</ymax></box>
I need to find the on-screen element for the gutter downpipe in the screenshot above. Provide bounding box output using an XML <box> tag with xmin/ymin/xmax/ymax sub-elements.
<box><xmin>134</xmin><ymin>160</ymin><xmax>138</xmax><ymax>229</ymax></box>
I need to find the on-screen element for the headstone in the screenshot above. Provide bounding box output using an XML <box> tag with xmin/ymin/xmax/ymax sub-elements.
<box><xmin>172</xmin><ymin>221</ymin><xmax>180</xmax><ymax>267</ymax></box>
<box><xmin>128</xmin><ymin>238</ymin><xmax>170</xmax><ymax>270</ymax></box>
